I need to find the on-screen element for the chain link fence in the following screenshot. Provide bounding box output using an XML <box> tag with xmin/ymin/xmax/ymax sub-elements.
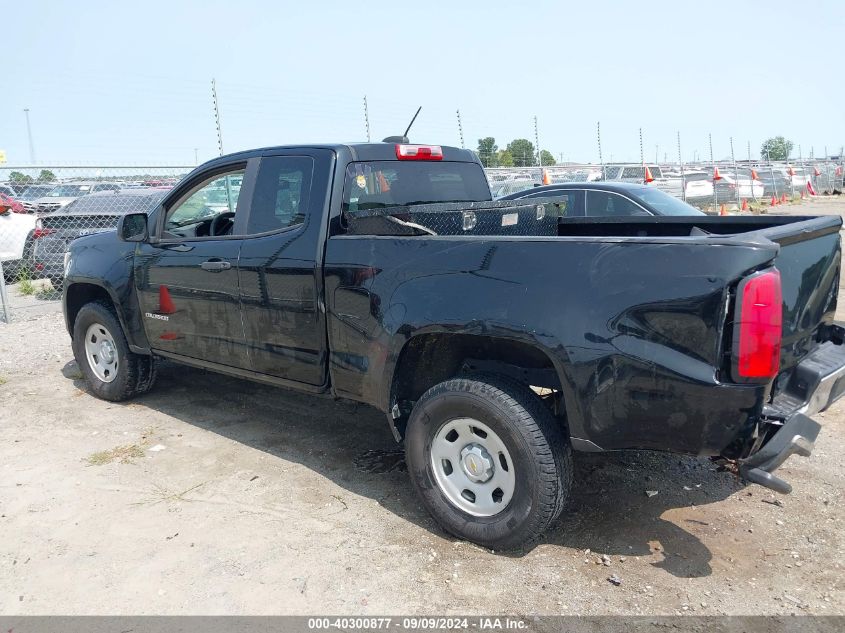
<box><xmin>0</xmin><ymin>166</ymin><xmax>190</xmax><ymax>322</ymax></box>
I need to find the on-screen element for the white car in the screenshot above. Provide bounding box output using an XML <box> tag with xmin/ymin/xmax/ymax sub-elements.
<box><xmin>0</xmin><ymin>205</ymin><xmax>37</xmax><ymax>282</ymax></box>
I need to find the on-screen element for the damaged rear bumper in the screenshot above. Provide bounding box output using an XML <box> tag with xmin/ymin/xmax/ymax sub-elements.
<box><xmin>738</xmin><ymin>332</ymin><xmax>845</xmax><ymax>494</ymax></box>
<box><xmin>738</xmin><ymin>413</ymin><xmax>819</xmax><ymax>494</ymax></box>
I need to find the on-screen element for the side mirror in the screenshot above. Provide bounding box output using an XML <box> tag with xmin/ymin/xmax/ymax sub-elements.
<box><xmin>118</xmin><ymin>212</ymin><xmax>148</xmax><ymax>242</ymax></box>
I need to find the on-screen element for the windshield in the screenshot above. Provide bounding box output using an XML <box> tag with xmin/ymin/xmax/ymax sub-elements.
<box><xmin>631</xmin><ymin>187</ymin><xmax>705</xmax><ymax>216</ymax></box>
<box><xmin>47</xmin><ymin>184</ymin><xmax>93</xmax><ymax>197</ymax></box>
<box><xmin>342</xmin><ymin>161</ymin><xmax>491</xmax><ymax>212</ymax></box>
<box><xmin>19</xmin><ymin>186</ymin><xmax>53</xmax><ymax>200</ymax></box>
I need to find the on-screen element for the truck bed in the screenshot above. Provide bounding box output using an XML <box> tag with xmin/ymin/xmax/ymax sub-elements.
<box><xmin>331</xmin><ymin>204</ymin><xmax>842</xmax><ymax>456</ymax></box>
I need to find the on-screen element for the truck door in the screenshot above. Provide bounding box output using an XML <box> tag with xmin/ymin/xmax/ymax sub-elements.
<box><xmin>134</xmin><ymin>160</ymin><xmax>258</xmax><ymax>370</ymax></box>
<box><xmin>237</xmin><ymin>149</ymin><xmax>333</xmax><ymax>386</ymax></box>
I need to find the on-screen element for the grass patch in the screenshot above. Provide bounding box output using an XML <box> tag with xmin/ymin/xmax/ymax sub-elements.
<box><xmin>132</xmin><ymin>482</ymin><xmax>205</xmax><ymax>506</ymax></box>
<box><xmin>17</xmin><ymin>267</ymin><xmax>35</xmax><ymax>295</ymax></box>
<box><xmin>0</xmin><ymin>376</ymin><xmax>6</xmax><ymax>386</ymax></box>
<box><xmin>86</xmin><ymin>426</ymin><xmax>157</xmax><ymax>465</ymax></box>
<box><xmin>35</xmin><ymin>286</ymin><xmax>61</xmax><ymax>300</ymax></box>
<box><xmin>87</xmin><ymin>443</ymin><xmax>146</xmax><ymax>465</ymax></box>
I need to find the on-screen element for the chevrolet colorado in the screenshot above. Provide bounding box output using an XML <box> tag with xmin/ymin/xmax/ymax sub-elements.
<box><xmin>62</xmin><ymin>142</ymin><xmax>845</xmax><ymax>549</ymax></box>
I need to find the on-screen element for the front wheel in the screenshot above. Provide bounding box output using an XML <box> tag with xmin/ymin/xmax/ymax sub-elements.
<box><xmin>72</xmin><ymin>300</ymin><xmax>157</xmax><ymax>401</ymax></box>
<box><xmin>405</xmin><ymin>374</ymin><xmax>572</xmax><ymax>551</ymax></box>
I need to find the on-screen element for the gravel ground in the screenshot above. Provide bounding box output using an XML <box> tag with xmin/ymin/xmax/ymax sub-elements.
<box><xmin>0</xmin><ymin>198</ymin><xmax>843</xmax><ymax>615</ymax></box>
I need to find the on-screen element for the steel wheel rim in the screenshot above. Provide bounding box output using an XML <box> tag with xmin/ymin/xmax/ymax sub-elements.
<box><xmin>84</xmin><ymin>322</ymin><xmax>119</xmax><ymax>383</ymax></box>
<box><xmin>430</xmin><ymin>417</ymin><xmax>516</xmax><ymax>517</ymax></box>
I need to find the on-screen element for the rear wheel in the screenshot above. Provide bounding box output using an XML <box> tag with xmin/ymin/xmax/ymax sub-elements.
<box><xmin>405</xmin><ymin>374</ymin><xmax>572</xmax><ymax>550</ymax></box>
<box><xmin>72</xmin><ymin>300</ymin><xmax>156</xmax><ymax>401</ymax></box>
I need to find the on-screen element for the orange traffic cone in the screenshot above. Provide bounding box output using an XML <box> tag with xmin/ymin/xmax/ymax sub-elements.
<box><xmin>751</xmin><ymin>169</ymin><xmax>759</xmax><ymax>180</ymax></box>
<box><xmin>643</xmin><ymin>165</ymin><xmax>654</xmax><ymax>183</ymax></box>
<box><xmin>159</xmin><ymin>285</ymin><xmax>176</xmax><ymax>314</ymax></box>
<box><xmin>770</xmin><ymin>195</ymin><xmax>778</xmax><ymax>206</ymax></box>
<box><xmin>741</xmin><ymin>199</ymin><xmax>748</xmax><ymax>211</ymax></box>
<box><xmin>814</xmin><ymin>166</ymin><xmax>822</xmax><ymax>177</ymax></box>
<box><xmin>713</xmin><ymin>166</ymin><xmax>722</xmax><ymax>181</ymax></box>
<box><xmin>808</xmin><ymin>181</ymin><xmax>817</xmax><ymax>196</ymax></box>
<box><xmin>787</xmin><ymin>166</ymin><xmax>795</xmax><ymax>176</ymax></box>
<box><xmin>542</xmin><ymin>169</ymin><xmax>551</xmax><ymax>185</ymax></box>
<box><xmin>719</xmin><ymin>204</ymin><xmax>727</xmax><ymax>216</ymax></box>
<box><xmin>781</xmin><ymin>193</ymin><xmax>788</xmax><ymax>204</ymax></box>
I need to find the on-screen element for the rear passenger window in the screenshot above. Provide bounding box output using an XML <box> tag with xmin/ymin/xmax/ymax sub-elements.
<box><xmin>621</xmin><ymin>166</ymin><xmax>644</xmax><ymax>180</ymax></box>
<box><xmin>585</xmin><ymin>191</ymin><xmax>645</xmax><ymax>217</ymax></box>
<box><xmin>526</xmin><ymin>191</ymin><xmax>576</xmax><ymax>216</ymax></box>
<box><xmin>248</xmin><ymin>156</ymin><xmax>314</xmax><ymax>234</ymax></box>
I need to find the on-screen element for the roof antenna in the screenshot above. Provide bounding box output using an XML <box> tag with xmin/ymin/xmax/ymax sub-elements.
<box><xmin>382</xmin><ymin>106</ymin><xmax>422</xmax><ymax>144</ymax></box>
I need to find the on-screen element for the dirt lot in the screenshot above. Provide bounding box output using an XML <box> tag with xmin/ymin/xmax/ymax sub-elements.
<box><xmin>0</xmin><ymin>198</ymin><xmax>843</xmax><ymax>615</ymax></box>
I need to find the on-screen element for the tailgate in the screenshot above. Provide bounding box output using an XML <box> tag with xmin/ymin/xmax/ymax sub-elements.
<box><xmin>768</xmin><ymin>218</ymin><xmax>842</xmax><ymax>374</ymax></box>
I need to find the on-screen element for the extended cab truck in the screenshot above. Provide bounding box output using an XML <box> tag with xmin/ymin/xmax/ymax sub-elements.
<box><xmin>62</xmin><ymin>142</ymin><xmax>845</xmax><ymax>550</ymax></box>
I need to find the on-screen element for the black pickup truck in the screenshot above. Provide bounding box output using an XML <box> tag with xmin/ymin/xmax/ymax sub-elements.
<box><xmin>62</xmin><ymin>141</ymin><xmax>845</xmax><ymax>549</ymax></box>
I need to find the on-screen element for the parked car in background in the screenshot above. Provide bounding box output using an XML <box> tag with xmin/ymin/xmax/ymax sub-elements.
<box><xmin>0</xmin><ymin>193</ymin><xmax>26</xmax><ymax>214</ymax></box>
<box><xmin>716</xmin><ymin>168</ymin><xmax>765</xmax><ymax>201</ymax></box>
<box><xmin>14</xmin><ymin>184</ymin><xmax>57</xmax><ymax>213</ymax></box>
<box><xmin>0</xmin><ymin>185</ymin><xmax>17</xmax><ymax>198</ymax></box>
<box><xmin>500</xmin><ymin>182</ymin><xmax>705</xmax><ymax>216</ymax></box>
<box><xmin>490</xmin><ymin>179</ymin><xmax>536</xmax><ymax>199</ymax></box>
<box><xmin>33</xmin><ymin>188</ymin><xmax>168</xmax><ymax>285</ymax></box>
<box><xmin>676</xmin><ymin>171</ymin><xmax>715</xmax><ymax>201</ymax></box>
<box><xmin>756</xmin><ymin>169</ymin><xmax>792</xmax><ymax>197</ymax></box>
<box><xmin>0</xmin><ymin>197</ymin><xmax>37</xmax><ymax>282</ymax></box>
<box><xmin>30</xmin><ymin>181</ymin><xmax>122</xmax><ymax>214</ymax></box>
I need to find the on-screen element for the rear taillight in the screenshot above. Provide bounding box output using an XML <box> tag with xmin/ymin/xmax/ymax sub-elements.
<box><xmin>733</xmin><ymin>269</ymin><xmax>782</xmax><ymax>381</ymax></box>
<box><xmin>33</xmin><ymin>226</ymin><xmax>56</xmax><ymax>239</ymax></box>
<box><xmin>395</xmin><ymin>144</ymin><xmax>443</xmax><ymax>160</ymax></box>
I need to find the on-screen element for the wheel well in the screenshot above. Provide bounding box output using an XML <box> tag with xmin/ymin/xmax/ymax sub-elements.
<box><xmin>390</xmin><ymin>333</ymin><xmax>564</xmax><ymax>437</ymax></box>
<box><xmin>65</xmin><ymin>284</ymin><xmax>114</xmax><ymax>335</ymax></box>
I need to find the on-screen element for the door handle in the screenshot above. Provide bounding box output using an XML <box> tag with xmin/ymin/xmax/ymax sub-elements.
<box><xmin>200</xmin><ymin>259</ymin><xmax>231</xmax><ymax>272</ymax></box>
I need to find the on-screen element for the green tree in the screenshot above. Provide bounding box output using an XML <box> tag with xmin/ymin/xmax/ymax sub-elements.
<box><xmin>8</xmin><ymin>171</ymin><xmax>33</xmax><ymax>185</ymax></box>
<box><xmin>761</xmin><ymin>136</ymin><xmax>793</xmax><ymax>161</ymax></box>
<box><xmin>37</xmin><ymin>169</ymin><xmax>57</xmax><ymax>183</ymax></box>
<box><xmin>476</xmin><ymin>137</ymin><xmax>498</xmax><ymax>167</ymax></box>
<box><xmin>506</xmin><ymin>139</ymin><xmax>536</xmax><ymax>167</ymax></box>
<box><xmin>539</xmin><ymin>150</ymin><xmax>556</xmax><ymax>166</ymax></box>
<box><xmin>496</xmin><ymin>150</ymin><xmax>514</xmax><ymax>167</ymax></box>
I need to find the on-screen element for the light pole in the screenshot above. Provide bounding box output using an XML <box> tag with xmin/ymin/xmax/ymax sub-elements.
<box><xmin>23</xmin><ymin>108</ymin><xmax>36</xmax><ymax>164</ymax></box>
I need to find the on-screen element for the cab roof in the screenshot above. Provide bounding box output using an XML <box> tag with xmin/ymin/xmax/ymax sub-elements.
<box><xmin>198</xmin><ymin>142</ymin><xmax>479</xmax><ymax>171</ymax></box>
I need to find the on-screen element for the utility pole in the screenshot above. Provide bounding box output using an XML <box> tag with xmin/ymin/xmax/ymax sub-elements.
<box><xmin>710</xmin><ymin>133</ymin><xmax>717</xmax><ymax>210</ymax></box>
<box><xmin>730</xmin><ymin>136</ymin><xmax>739</xmax><ymax>204</ymax></box>
<box><xmin>677</xmin><ymin>131</ymin><xmax>686</xmax><ymax>201</ymax></box>
<box><xmin>23</xmin><ymin>109</ymin><xmax>36</xmax><ymax>164</ymax></box>
<box><xmin>363</xmin><ymin>96</ymin><xmax>371</xmax><ymax>142</ymax></box>
<box><xmin>456</xmin><ymin>109</ymin><xmax>465</xmax><ymax>149</ymax></box>
<box><xmin>534</xmin><ymin>115</ymin><xmax>541</xmax><ymax>167</ymax></box>
<box><xmin>597</xmin><ymin>121</ymin><xmax>604</xmax><ymax>179</ymax></box>
<box><xmin>211</xmin><ymin>79</ymin><xmax>224</xmax><ymax>156</ymax></box>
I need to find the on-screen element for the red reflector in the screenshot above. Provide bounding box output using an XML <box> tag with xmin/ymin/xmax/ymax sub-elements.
<box><xmin>736</xmin><ymin>270</ymin><xmax>782</xmax><ymax>380</ymax></box>
<box><xmin>32</xmin><ymin>228</ymin><xmax>56</xmax><ymax>239</ymax></box>
<box><xmin>35</xmin><ymin>263</ymin><xmax>44</xmax><ymax>271</ymax></box>
<box><xmin>395</xmin><ymin>144</ymin><xmax>443</xmax><ymax>160</ymax></box>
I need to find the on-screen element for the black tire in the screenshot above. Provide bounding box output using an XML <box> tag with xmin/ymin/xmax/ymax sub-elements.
<box><xmin>72</xmin><ymin>300</ymin><xmax>157</xmax><ymax>401</ymax></box>
<box><xmin>405</xmin><ymin>374</ymin><xmax>572</xmax><ymax>551</ymax></box>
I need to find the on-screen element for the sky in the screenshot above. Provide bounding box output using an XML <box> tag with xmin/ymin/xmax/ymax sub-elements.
<box><xmin>2</xmin><ymin>0</ymin><xmax>844</xmax><ymax>167</ymax></box>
